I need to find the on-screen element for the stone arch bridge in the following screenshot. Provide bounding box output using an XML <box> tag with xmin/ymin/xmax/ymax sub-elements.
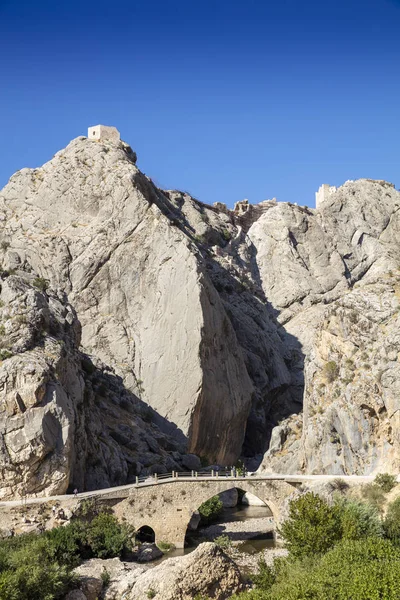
<box><xmin>0</xmin><ymin>473</ymin><xmax>374</xmax><ymax>548</ymax></box>
<box><xmin>112</xmin><ymin>475</ymin><xmax>299</xmax><ymax>547</ymax></box>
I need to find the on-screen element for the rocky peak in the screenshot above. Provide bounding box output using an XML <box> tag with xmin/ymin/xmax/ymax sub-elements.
<box><xmin>0</xmin><ymin>133</ymin><xmax>399</xmax><ymax>498</ymax></box>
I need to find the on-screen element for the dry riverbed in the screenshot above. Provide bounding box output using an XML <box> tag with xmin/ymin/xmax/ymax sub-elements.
<box><xmin>195</xmin><ymin>515</ymin><xmax>287</xmax><ymax>573</ymax></box>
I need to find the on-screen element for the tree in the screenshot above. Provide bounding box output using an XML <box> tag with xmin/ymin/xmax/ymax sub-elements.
<box><xmin>198</xmin><ymin>496</ymin><xmax>223</xmax><ymax>525</ymax></box>
<box><xmin>87</xmin><ymin>513</ymin><xmax>132</xmax><ymax>559</ymax></box>
<box><xmin>335</xmin><ymin>497</ymin><xmax>383</xmax><ymax>540</ymax></box>
<box><xmin>279</xmin><ymin>493</ymin><xmax>342</xmax><ymax>558</ymax></box>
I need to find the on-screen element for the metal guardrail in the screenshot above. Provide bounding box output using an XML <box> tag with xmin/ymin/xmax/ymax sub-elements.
<box><xmin>133</xmin><ymin>469</ymin><xmax>249</xmax><ymax>485</ymax></box>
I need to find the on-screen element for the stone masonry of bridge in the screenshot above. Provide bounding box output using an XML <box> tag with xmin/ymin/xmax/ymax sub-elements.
<box><xmin>0</xmin><ymin>474</ymin><xmax>376</xmax><ymax>547</ymax></box>
<box><xmin>111</xmin><ymin>477</ymin><xmax>300</xmax><ymax>548</ymax></box>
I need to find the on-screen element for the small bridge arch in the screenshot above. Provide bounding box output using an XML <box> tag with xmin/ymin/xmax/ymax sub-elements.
<box><xmin>136</xmin><ymin>525</ymin><xmax>156</xmax><ymax>543</ymax></box>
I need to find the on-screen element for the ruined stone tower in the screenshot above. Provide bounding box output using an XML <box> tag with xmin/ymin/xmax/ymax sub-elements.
<box><xmin>88</xmin><ymin>125</ymin><xmax>120</xmax><ymax>142</ymax></box>
<box><xmin>315</xmin><ymin>184</ymin><xmax>337</xmax><ymax>208</ymax></box>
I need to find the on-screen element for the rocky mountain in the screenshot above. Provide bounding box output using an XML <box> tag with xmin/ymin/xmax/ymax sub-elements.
<box><xmin>0</xmin><ymin>131</ymin><xmax>399</xmax><ymax>497</ymax></box>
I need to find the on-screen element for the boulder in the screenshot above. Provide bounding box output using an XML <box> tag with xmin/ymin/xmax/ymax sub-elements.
<box><xmin>218</xmin><ymin>488</ymin><xmax>238</xmax><ymax>508</ymax></box>
<box><xmin>77</xmin><ymin>576</ymin><xmax>102</xmax><ymax>600</ymax></box>
<box><xmin>241</xmin><ymin>492</ymin><xmax>266</xmax><ymax>506</ymax></box>
<box><xmin>64</xmin><ymin>592</ymin><xmax>87</xmax><ymax>600</ymax></box>
<box><xmin>72</xmin><ymin>558</ymin><xmax>146</xmax><ymax>600</ymax></box>
<box><xmin>182</xmin><ymin>454</ymin><xmax>202</xmax><ymax>471</ymax></box>
<box><xmin>128</xmin><ymin>542</ymin><xmax>244</xmax><ymax>599</ymax></box>
<box><xmin>132</xmin><ymin>542</ymin><xmax>163</xmax><ymax>562</ymax></box>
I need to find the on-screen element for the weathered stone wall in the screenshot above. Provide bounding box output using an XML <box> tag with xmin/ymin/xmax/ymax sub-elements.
<box><xmin>112</xmin><ymin>478</ymin><xmax>299</xmax><ymax>547</ymax></box>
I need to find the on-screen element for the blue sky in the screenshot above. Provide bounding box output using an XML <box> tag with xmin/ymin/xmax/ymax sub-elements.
<box><xmin>0</xmin><ymin>0</ymin><xmax>399</xmax><ymax>208</ymax></box>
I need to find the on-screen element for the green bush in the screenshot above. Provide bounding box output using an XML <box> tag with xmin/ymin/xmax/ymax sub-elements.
<box><xmin>0</xmin><ymin>350</ymin><xmax>13</xmax><ymax>361</ymax></box>
<box><xmin>361</xmin><ymin>483</ymin><xmax>386</xmax><ymax>511</ymax></box>
<box><xmin>0</xmin><ymin>513</ymin><xmax>132</xmax><ymax>599</ymax></box>
<box><xmin>156</xmin><ymin>541</ymin><xmax>175</xmax><ymax>553</ymax></box>
<box><xmin>0</xmin><ymin>535</ymin><xmax>74</xmax><ymax>600</ymax></box>
<box><xmin>44</xmin><ymin>520</ymin><xmax>91</xmax><ymax>567</ymax></box>
<box><xmin>384</xmin><ymin>496</ymin><xmax>400</xmax><ymax>543</ymax></box>
<box><xmin>232</xmin><ymin>538</ymin><xmax>400</xmax><ymax>600</ymax></box>
<box><xmin>87</xmin><ymin>513</ymin><xmax>132</xmax><ymax>559</ymax></box>
<box><xmin>198</xmin><ymin>496</ymin><xmax>223</xmax><ymax>525</ymax></box>
<box><xmin>279</xmin><ymin>493</ymin><xmax>342</xmax><ymax>558</ymax></box>
<box><xmin>75</xmin><ymin>497</ymin><xmax>109</xmax><ymax>519</ymax></box>
<box><xmin>323</xmin><ymin>361</ymin><xmax>339</xmax><ymax>383</ymax></box>
<box><xmin>251</xmin><ymin>557</ymin><xmax>276</xmax><ymax>590</ymax></box>
<box><xmin>235</xmin><ymin>459</ymin><xmax>245</xmax><ymax>476</ymax></box>
<box><xmin>335</xmin><ymin>497</ymin><xmax>383</xmax><ymax>540</ymax></box>
<box><xmin>375</xmin><ymin>472</ymin><xmax>397</xmax><ymax>493</ymax></box>
<box><xmin>33</xmin><ymin>277</ymin><xmax>49</xmax><ymax>292</ymax></box>
<box><xmin>100</xmin><ymin>567</ymin><xmax>111</xmax><ymax>587</ymax></box>
<box><xmin>214</xmin><ymin>534</ymin><xmax>231</xmax><ymax>550</ymax></box>
<box><xmin>221</xmin><ymin>228</ymin><xmax>231</xmax><ymax>241</ymax></box>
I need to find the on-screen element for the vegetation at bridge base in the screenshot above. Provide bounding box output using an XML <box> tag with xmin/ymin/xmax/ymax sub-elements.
<box><xmin>278</xmin><ymin>492</ymin><xmax>342</xmax><ymax>558</ymax></box>
<box><xmin>198</xmin><ymin>495</ymin><xmax>223</xmax><ymax>525</ymax></box>
<box><xmin>229</xmin><ymin>492</ymin><xmax>400</xmax><ymax>600</ymax></box>
<box><xmin>0</xmin><ymin>513</ymin><xmax>133</xmax><ymax>599</ymax></box>
<box><xmin>231</xmin><ymin>538</ymin><xmax>400</xmax><ymax>600</ymax></box>
<box><xmin>383</xmin><ymin>496</ymin><xmax>400</xmax><ymax>543</ymax></box>
<box><xmin>0</xmin><ymin>533</ymin><xmax>75</xmax><ymax>600</ymax></box>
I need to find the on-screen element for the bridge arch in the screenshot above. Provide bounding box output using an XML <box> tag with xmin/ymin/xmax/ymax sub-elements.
<box><xmin>185</xmin><ymin>485</ymin><xmax>275</xmax><ymax>545</ymax></box>
<box><xmin>136</xmin><ymin>525</ymin><xmax>155</xmax><ymax>543</ymax></box>
<box><xmin>183</xmin><ymin>483</ymin><xmax>281</xmax><ymax>525</ymax></box>
<box><xmin>114</xmin><ymin>477</ymin><xmax>299</xmax><ymax>548</ymax></box>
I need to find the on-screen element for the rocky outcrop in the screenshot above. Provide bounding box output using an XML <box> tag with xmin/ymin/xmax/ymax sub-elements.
<box><xmin>267</xmin><ymin>274</ymin><xmax>400</xmax><ymax>474</ymax></box>
<box><xmin>1</xmin><ymin>130</ymin><xmax>399</xmax><ymax>495</ymax></box>
<box><xmin>132</xmin><ymin>543</ymin><xmax>163</xmax><ymax>562</ymax></box>
<box><xmin>128</xmin><ymin>542</ymin><xmax>244</xmax><ymax>599</ymax></box>
<box><xmin>0</xmin><ymin>273</ymin><xmax>189</xmax><ymax>498</ymax></box>
<box><xmin>0</xmin><ymin>136</ymin><xmax>253</xmax><ymax>474</ymax></box>
<box><xmin>67</xmin><ymin>544</ymin><xmax>243</xmax><ymax>600</ymax></box>
<box><xmin>259</xmin><ymin>180</ymin><xmax>400</xmax><ymax>474</ymax></box>
<box><xmin>0</xmin><ymin>275</ymin><xmax>83</xmax><ymax>498</ymax></box>
<box><xmin>70</xmin><ymin>557</ymin><xmax>147</xmax><ymax>600</ymax></box>
<box><xmin>242</xmin><ymin>492</ymin><xmax>266</xmax><ymax>506</ymax></box>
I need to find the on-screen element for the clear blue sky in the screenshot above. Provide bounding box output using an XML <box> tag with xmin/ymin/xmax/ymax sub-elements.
<box><xmin>0</xmin><ymin>0</ymin><xmax>399</xmax><ymax>208</ymax></box>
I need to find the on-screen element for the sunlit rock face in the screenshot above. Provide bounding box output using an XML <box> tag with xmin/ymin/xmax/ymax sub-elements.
<box><xmin>258</xmin><ymin>179</ymin><xmax>400</xmax><ymax>474</ymax></box>
<box><xmin>1</xmin><ymin>131</ymin><xmax>399</xmax><ymax>497</ymax></box>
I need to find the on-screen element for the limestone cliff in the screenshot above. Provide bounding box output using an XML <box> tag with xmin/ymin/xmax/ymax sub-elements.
<box><xmin>259</xmin><ymin>180</ymin><xmax>400</xmax><ymax>474</ymax></box>
<box><xmin>0</xmin><ymin>133</ymin><xmax>399</xmax><ymax>497</ymax></box>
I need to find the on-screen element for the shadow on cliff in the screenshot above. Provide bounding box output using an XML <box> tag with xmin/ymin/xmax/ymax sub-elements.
<box><xmin>69</xmin><ymin>355</ymin><xmax>189</xmax><ymax>492</ymax></box>
<box><xmin>195</xmin><ymin>234</ymin><xmax>305</xmax><ymax>468</ymax></box>
<box><xmin>145</xmin><ymin>186</ymin><xmax>306</xmax><ymax>469</ymax></box>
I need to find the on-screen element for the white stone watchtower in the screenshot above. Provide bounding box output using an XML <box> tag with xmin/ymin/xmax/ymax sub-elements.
<box><xmin>315</xmin><ymin>184</ymin><xmax>337</xmax><ymax>209</ymax></box>
<box><xmin>88</xmin><ymin>125</ymin><xmax>120</xmax><ymax>142</ymax></box>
